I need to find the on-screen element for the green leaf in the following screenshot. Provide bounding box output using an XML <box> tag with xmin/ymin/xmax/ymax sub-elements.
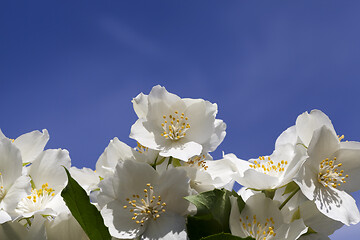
<box><xmin>185</xmin><ymin>189</ymin><xmax>232</xmax><ymax>228</ymax></box>
<box><xmin>291</xmin><ymin>207</ymin><xmax>301</xmax><ymax>221</ymax></box>
<box><xmin>282</xmin><ymin>181</ymin><xmax>299</xmax><ymax>196</ymax></box>
<box><xmin>187</xmin><ymin>216</ymin><xmax>224</xmax><ymax>240</ymax></box>
<box><xmin>261</xmin><ymin>189</ymin><xmax>276</xmax><ymax>199</ymax></box>
<box><xmin>61</xmin><ymin>167</ymin><xmax>111</xmax><ymax>240</ymax></box>
<box><xmin>186</xmin><ymin>189</ymin><xmax>238</xmax><ymax>239</ymax></box>
<box><xmin>200</xmin><ymin>233</ymin><xmax>255</xmax><ymax>240</ymax></box>
<box><xmin>172</xmin><ymin>158</ymin><xmax>182</xmax><ymax>167</ymax></box>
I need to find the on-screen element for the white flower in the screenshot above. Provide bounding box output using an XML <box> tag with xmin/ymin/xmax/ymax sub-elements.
<box><xmin>298</xmin><ymin>200</ymin><xmax>343</xmax><ymax>237</ymax></box>
<box><xmin>69</xmin><ymin>166</ymin><xmax>100</xmax><ymax>194</ymax></box>
<box><xmin>229</xmin><ymin>193</ymin><xmax>307</xmax><ymax>240</ymax></box>
<box><xmin>0</xmin><ymin>139</ymin><xmax>31</xmax><ymax>224</ymax></box>
<box><xmin>130</xmin><ymin>85</ymin><xmax>226</xmax><ymax>161</ymax></box>
<box><xmin>45</xmin><ymin>211</ymin><xmax>89</xmax><ymax>240</ymax></box>
<box><xmin>15</xmin><ymin>149</ymin><xmax>71</xmax><ymax>219</ymax></box>
<box><xmin>95</xmin><ymin>137</ymin><xmax>160</xmax><ymax>179</ymax></box>
<box><xmin>98</xmin><ymin>160</ymin><xmax>190</xmax><ymax>240</ymax></box>
<box><xmin>0</xmin><ymin>129</ymin><xmax>49</xmax><ymax>164</ymax></box>
<box><xmin>180</xmin><ymin>154</ymin><xmax>236</xmax><ymax>193</ymax></box>
<box><xmin>0</xmin><ymin>214</ymin><xmax>47</xmax><ymax>240</ymax></box>
<box><xmin>227</xmin><ymin>143</ymin><xmax>305</xmax><ymax>190</ymax></box>
<box><xmin>294</xmin><ymin>125</ymin><xmax>360</xmax><ymax>225</ymax></box>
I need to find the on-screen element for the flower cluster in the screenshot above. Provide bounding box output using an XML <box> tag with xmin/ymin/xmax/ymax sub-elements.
<box><xmin>0</xmin><ymin>85</ymin><xmax>359</xmax><ymax>240</ymax></box>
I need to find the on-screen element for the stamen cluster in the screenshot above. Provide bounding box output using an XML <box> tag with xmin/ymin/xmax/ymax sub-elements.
<box><xmin>161</xmin><ymin>111</ymin><xmax>190</xmax><ymax>140</ymax></box>
<box><xmin>187</xmin><ymin>154</ymin><xmax>208</xmax><ymax>170</ymax></box>
<box><xmin>249</xmin><ymin>156</ymin><xmax>288</xmax><ymax>175</ymax></box>
<box><xmin>17</xmin><ymin>183</ymin><xmax>56</xmax><ymax>213</ymax></box>
<box><xmin>123</xmin><ymin>183</ymin><xmax>167</xmax><ymax>226</ymax></box>
<box><xmin>318</xmin><ymin>157</ymin><xmax>349</xmax><ymax>188</ymax></box>
<box><xmin>239</xmin><ymin>215</ymin><xmax>276</xmax><ymax>240</ymax></box>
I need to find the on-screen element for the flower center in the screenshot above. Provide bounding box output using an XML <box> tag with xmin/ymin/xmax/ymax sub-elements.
<box><xmin>249</xmin><ymin>156</ymin><xmax>288</xmax><ymax>176</ymax></box>
<box><xmin>187</xmin><ymin>154</ymin><xmax>208</xmax><ymax>170</ymax></box>
<box><xmin>318</xmin><ymin>157</ymin><xmax>348</xmax><ymax>188</ymax></box>
<box><xmin>123</xmin><ymin>183</ymin><xmax>167</xmax><ymax>226</ymax></box>
<box><xmin>239</xmin><ymin>215</ymin><xmax>276</xmax><ymax>240</ymax></box>
<box><xmin>17</xmin><ymin>183</ymin><xmax>55</xmax><ymax>213</ymax></box>
<box><xmin>161</xmin><ymin>111</ymin><xmax>190</xmax><ymax>140</ymax></box>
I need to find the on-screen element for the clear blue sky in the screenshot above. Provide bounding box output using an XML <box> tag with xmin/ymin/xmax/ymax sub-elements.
<box><xmin>1</xmin><ymin>1</ymin><xmax>360</xmax><ymax>238</ymax></box>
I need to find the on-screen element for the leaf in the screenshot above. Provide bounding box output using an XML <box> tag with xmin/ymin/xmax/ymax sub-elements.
<box><xmin>200</xmin><ymin>233</ymin><xmax>255</xmax><ymax>240</ymax></box>
<box><xmin>187</xmin><ymin>216</ymin><xmax>224</xmax><ymax>240</ymax></box>
<box><xmin>291</xmin><ymin>207</ymin><xmax>301</xmax><ymax>221</ymax></box>
<box><xmin>282</xmin><ymin>181</ymin><xmax>299</xmax><ymax>196</ymax></box>
<box><xmin>185</xmin><ymin>189</ymin><xmax>232</xmax><ymax>228</ymax></box>
<box><xmin>61</xmin><ymin>167</ymin><xmax>111</xmax><ymax>240</ymax></box>
<box><xmin>186</xmin><ymin>189</ymin><xmax>238</xmax><ymax>239</ymax></box>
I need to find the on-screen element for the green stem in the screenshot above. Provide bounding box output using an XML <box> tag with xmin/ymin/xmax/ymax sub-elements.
<box><xmin>150</xmin><ymin>154</ymin><xmax>159</xmax><ymax>170</ymax></box>
<box><xmin>166</xmin><ymin>156</ymin><xmax>173</xmax><ymax>169</ymax></box>
<box><xmin>279</xmin><ymin>186</ymin><xmax>300</xmax><ymax>210</ymax></box>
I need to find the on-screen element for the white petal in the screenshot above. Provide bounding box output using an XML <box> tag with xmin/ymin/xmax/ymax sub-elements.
<box><xmin>147</xmin><ymin>85</ymin><xmax>182</xmax><ymax>113</ymax></box>
<box><xmin>332</xmin><ymin>143</ymin><xmax>360</xmax><ymax>192</ymax></box>
<box><xmin>182</xmin><ymin>99</ymin><xmax>217</xmax><ymax>146</ymax></box>
<box><xmin>307</xmin><ymin>126</ymin><xmax>340</xmax><ymax>168</ymax></box>
<box><xmin>29</xmin><ymin>149</ymin><xmax>71</xmax><ymax>193</ymax></box>
<box><xmin>299</xmin><ymin>200</ymin><xmax>343</xmax><ymax>236</ymax></box>
<box><xmin>132</xmin><ymin>92</ymin><xmax>149</xmax><ymax>118</ymax></box>
<box><xmin>294</xmin><ymin>160</ymin><xmax>319</xmax><ymax>201</ymax></box>
<box><xmin>296</xmin><ymin>110</ymin><xmax>336</xmax><ymax>147</ymax></box>
<box><xmin>69</xmin><ymin>166</ymin><xmax>99</xmax><ymax>193</ymax></box>
<box><xmin>0</xmin><ymin>129</ymin><xmax>6</xmax><ymax>139</ymax></box>
<box><xmin>275</xmin><ymin>219</ymin><xmax>307</xmax><ymax>240</ymax></box>
<box><xmin>275</xmin><ymin>125</ymin><xmax>297</xmax><ymax>147</ymax></box>
<box><xmin>202</xmin><ymin>119</ymin><xmax>226</xmax><ymax>153</ymax></box>
<box><xmin>233</xmin><ymin>168</ymin><xmax>280</xmax><ymax>190</ymax></box>
<box><xmin>130</xmin><ymin>119</ymin><xmax>162</xmax><ymax>150</ymax></box>
<box><xmin>99</xmin><ymin>160</ymin><xmax>158</xmax><ymax>207</ymax></box>
<box><xmin>0</xmin><ymin>210</ymin><xmax>12</xmax><ymax>224</ymax></box>
<box><xmin>159</xmin><ymin>141</ymin><xmax>202</xmax><ymax>161</ymax></box>
<box><xmin>45</xmin><ymin>212</ymin><xmax>88</xmax><ymax>240</ymax></box>
<box><xmin>312</xmin><ymin>187</ymin><xmax>360</xmax><ymax>225</ymax></box>
<box><xmin>14</xmin><ymin>129</ymin><xmax>49</xmax><ymax>163</ymax></box>
<box><xmin>142</xmin><ymin>212</ymin><xmax>187</xmax><ymax>240</ymax></box>
<box><xmin>182</xmin><ymin>166</ymin><xmax>215</xmax><ymax>193</ymax></box>
<box><xmin>26</xmin><ymin>214</ymin><xmax>47</xmax><ymax>240</ymax></box>
<box><xmin>101</xmin><ymin>202</ymin><xmax>143</xmax><ymax>239</ymax></box>
<box><xmin>0</xmin><ymin>139</ymin><xmax>23</xmax><ymax>188</ymax></box>
<box><xmin>205</xmin><ymin>158</ymin><xmax>237</xmax><ymax>189</ymax></box>
<box><xmin>2</xmin><ymin>176</ymin><xmax>31</xmax><ymax>214</ymax></box>
<box><xmin>241</xmin><ymin>193</ymin><xmax>283</xmax><ymax>227</ymax></box>
<box><xmin>229</xmin><ymin>196</ymin><xmax>247</xmax><ymax>238</ymax></box>
<box><xmin>96</xmin><ymin>137</ymin><xmax>135</xmax><ymax>178</ymax></box>
<box><xmin>157</xmin><ymin>168</ymin><xmax>190</xmax><ymax>215</ymax></box>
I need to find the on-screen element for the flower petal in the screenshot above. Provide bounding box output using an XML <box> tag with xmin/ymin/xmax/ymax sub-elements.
<box><xmin>101</xmin><ymin>201</ymin><xmax>144</xmax><ymax>239</ymax></box>
<box><xmin>275</xmin><ymin>219</ymin><xmax>307</xmax><ymax>240</ymax></box>
<box><xmin>29</xmin><ymin>149</ymin><xmax>71</xmax><ymax>193</ymax></box>
<box><xmin>142</xmin><ymin>212</ymin><xmax>187</xmax><ymax>240</ymax></box>
<box><xmin>159</xmin><ymin>141</ymin><xmax>202</xmax><ymax>161</ymax></box>
<box><xmin>0</xmin><ymin>139</ymin><xmax>23</xmax><ymax>189</ymax></box>
<box><xmin>96</xmin><ymin>137</ymin><xmax>135</xmax><ymax>178</ymax></box>
<box><xmin>296</xmin><ymin>109</ymin><xmax>336</xmax><ymax>147</ymax></box>
<box><xmin>307</xmin><ymin>126</ymin><xmax>340</xmax><ymax>168</ymax></box>
<box><xmin>312</xmin><ymin>185</ymin><xmax>360</xmax><ymax>225</ymax></box>
<box><xmin>14</xmin><ymin>129</ymin><xmax>49</xmax><ymax>163</ymax></box>
<box><xmin>132</xmin><ymin>92</ymin><xmax>149</xmax><ymax>118</ymax></box>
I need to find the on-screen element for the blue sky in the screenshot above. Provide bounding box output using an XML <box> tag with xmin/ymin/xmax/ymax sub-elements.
<box><xmin>1</xmin><ymin>1</ymin><xmax>360</xmax><ymax>238</ymax></box>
